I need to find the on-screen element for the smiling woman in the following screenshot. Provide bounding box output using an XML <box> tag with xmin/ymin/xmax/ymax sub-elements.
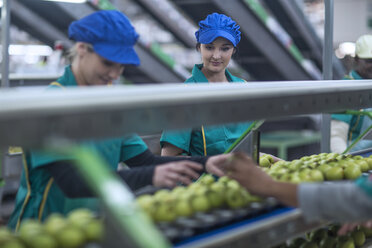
<box><xmin>160</xmin><ymin>13</ymin><xmax>254</xmax><ymax>157</ymax></box>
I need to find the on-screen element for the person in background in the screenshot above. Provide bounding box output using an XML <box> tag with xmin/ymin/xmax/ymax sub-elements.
<box><xmin>226</xmin><ymin>152</ymin><xmax>372</xmax><ymax>235</ymax></box>
<box><xmin>331</xmin><ymin>34</ymin><xmax>372</xmax><ymax>153</ymax></box>
<box><xmin>160</xmin><ymin>13</ymin><xmax>253</xmax><ymax>157</ymax></box>
<box><xmin>8</xmin><ymin>10</ymin><xmax>230</xmax><ymax>230</ymax></box>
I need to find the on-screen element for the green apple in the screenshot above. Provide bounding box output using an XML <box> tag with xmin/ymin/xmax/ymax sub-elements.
<box><xmin>351</xmin><ymin>230</ymin><xmax>365</xmax><ymax>246</ymax></box>
<box><xmin>355</xmin><ymin>160</ymin><xmax>369</xmax><ymax>172</ymax></box>
<box><xmin>153</xmin><ymin>201</ymin><xmax>177</xmax><ymax>222</ymax></box>
<box><xmin>273</xmin><ymin>160</ymin><xmax>288</xmax><ymax>167</ymax></box>
<box><xmin>259</xmin><ymin>157</ymin><xmax>271</xmax><ymax>168</ymax></box>
<box><xmin>318</xmin><ymin>164</ymin><xmax>332</xmax><ymax>176</ymax></box>
<box><xmin>290</xmin><ymin>174</ymin><xmax>302</xmax><ymax>184</ymax></box>
<box><xmin>188</xmin><ymin>182</ymin><xmax>205</xmax><ymax>193</ymax></box>
<box><xmin>337</xmin><ymin>236</ymin><xmax>355</xmax><ymax>248</ymax></box>
<box><xmin>226</xmin><ymin>187</ymin><xmax>245</xmax><ymax>209</ymax></box>
<box><xmin>301</xmin><ymin>156</ymin><xmax>312</xmax><ymax>161</ymax></box>
<box><xmin>0</xmin><ymin>228</ymin><xmax>14</xmax><ymax>245</ymax></box>
<box><xmin>288</xmin><ymin>160</ymin><xmax>303</xmax><ymax>171</ymax></box>
<box><xmin>299</xmin><ymin>170</ymin><xmax>312</xmax><ymax>182</ymax></box>
<box><xmin>364</xmin><ymin>157</ymin><xmax>372</xmax><ymax>169</ymax></box>
<box><xmin>218</xmin><ymin>176</ymin><xmax>231</xmax><ymax>184</ymax></box>
<box><xmin>361</xmin><ymin>226</ymin><xmax>372</xmax><ymax>238</ymax></box>
<box><xmin>344</xmin><ymin>166</ymin><xmax>362</xmax><ymax>180</ymax></box>
<box><xmin>279</xmin><ymin>174</ymin><xmax>292</xmax><ymax>182</ymax></box>
<box><xmin>336</xmin><ymin>154</ymin><xmax>347</xmax><ymax>161</ymax></box>
<box><xmin>172</xmin><ymin>186</ymin><xmax>187</xmax><ymax>195</ymax></box>
<box><xmin>55</xmin><ymin>226</ymin><xmax>85</xmax><ymax>248</ymax></box>
<box><xmin>210</xmin><ymin>181</ymin><xmax>226</xmax><ymax>194</ymax></box>
<box><xmin>328</xmin><ymin>224</ymin><xmax>341</xmax><ymax>236</ymax></box>
<box><xmin>44</xmin><ymin>214</ymin><xmax>68</xmax><ymax>236</ymax></box>
<box><xmin>190</xmin><ymin>191</ymin><xmax>211</xmax><ymax>212</ymax></box>
<box><xmin>338</xmin><ymin>160</ymin><xmax>354</xmax><ymax>169</ymax></box>
<box><xmin>325</xmin><ymin>167</ymin><xmax>344</xmax><ymax>181</ymax></box>
<box><xmin>205</xmin><ymin>188</ymin><xmax>224</xmax><ymax>208</ymax></box>
<box><xmin>153</xmin><ymin>189</ymin><xmax>171</xmax><ymax>200</ymax></box>
<box><xmin>28</xmin><ymin>234</ymin><xmax>57</xmax><ymax>248</ymax></box>
<box><xmin>310</xmin><ymin>170</ymin><xmax>324</xmax><ymax>182</ymax></box>
<box><xmin>84</xmin><ymin>219</ymin><xmax>104</xmax><ymax>242</ymax></box>
<box><xmin>319</xmin><ymin>236</ymin><xmax>336</xmax><ymax>248</ymax></box>
<box><xmin>199</xmin><ymin>174</ymin><xmax>215</xmax><ymax>185</ymax></box>
<box><xmin>262</xmin><ymin>154</ymin><xmax>274</xmax><ymax>163</ymax></box>
<box><xmin>309</xmin><ymin>228</ymin><xmax>328</xmax><ymax>242</ymax></box>
<box><xmin>2</xmin><ymin>240</ymin><xmax>26</xmax><ymax>248</ymax></box>
<box><xmin>19</xmin><ymin>219</ymin><xmax>44</xmax><ymax>244</ymax></box>
<box><xmin>137</xmin><ymin>195</ymin><xmax>156</xmax><ymax>218</ymax></box>
<box><xmin>175</xmin><ymin>197</ymin><xmax>193</xmax><ymax>217</ymax></box>
<box><xmin>353</xmin><ymin>155</ymin><xmax>363</xmax><ymax>160</ymax></box>
<box><xmin>299</xmin><ymin>241</ymin><xmax>318</xmax><ymax>248</ymax></box>
<box><xmin>226</xmin><ymin>179</ymin><xmax>241</xmax><ymax>190</ymax></box>
<box><xmin>289</xmin><ymin>237</ymin><xmax>307</xmax><ymax>248</ymax></box>
<box><xmin>67</xmin><ymin>208</ymin><xmax>95</xmax><ymax>229</ymax></box>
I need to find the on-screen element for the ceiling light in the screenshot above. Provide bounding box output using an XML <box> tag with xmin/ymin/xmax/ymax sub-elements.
<box><xmin>42</xmin><ymin>0</ymin><xmax>87</xmax><ymax>3</ymax></box>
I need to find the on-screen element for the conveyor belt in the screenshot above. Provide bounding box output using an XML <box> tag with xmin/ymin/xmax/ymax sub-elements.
<box><xmin>174</xmin><ymin>208</ymin><xmax>322</xmax><ymax>248</ymax></box>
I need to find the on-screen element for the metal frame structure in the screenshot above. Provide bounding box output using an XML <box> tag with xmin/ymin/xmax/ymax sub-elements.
<box><xmin>1</xmin><ymin>80</ymin><xmax>372</xmax><ymax>148</ymax></box>
<box><xmin>0</xmin><ymin>80</ymin><xmax>371</xmax><ymax>246</ymax></box>
<box><xmin>1</xmin><ymin>1</ymin><xmax>368</xmax><ymax>247</ymax></box>
<box><xmin>262</xmin><ymin>0</ymin><xmax>344</xmax><ymax>80</ymax></box>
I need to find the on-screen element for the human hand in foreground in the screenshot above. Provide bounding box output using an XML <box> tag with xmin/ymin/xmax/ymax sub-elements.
<box><xmin>204</xmin><ymin>153</ymin><xmax>234</xmax><ymax>177</ymax></box>
<box><xmin>226</xmin><ymin>152</ymin><xmax>299</xmax><ymax>207</ymax></box>
<box><xmin>260</xmin><ymin>152</ymin><xmax>282</xmax><ymax>163</ymax></box>
<box><xmin>338</xmin><ymin>220</ymin><xmax>372</xmax><ymax>236</ymax></box>
<box><xmin>153</xmin><ymin>161</ymin><xmax>202</xmax><ymax>187</ymax></box>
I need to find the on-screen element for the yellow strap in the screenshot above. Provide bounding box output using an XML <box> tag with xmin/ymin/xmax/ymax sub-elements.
<box><xmin>49</xmin><ymin>81</ymin><xmax>65</xmax><ymax>89</ymax></box>
<box><xmin>349</xmin><ymin>111</ymin><xmax>362</xmax><ymax>142</ymax></box>
<box><xmin>15</xmin><ymin>153</ymin><xmax>32</xmax><ymax>231</ymax></box>
<box><xmin>38</xmin><ymin>178</ymin><xmax>54</xmax><ymax>221</ymax></box>
<box><xmin>201</xmin><ymin>125</ymin><xmax>207</xmax><ymax>156</ymax></box>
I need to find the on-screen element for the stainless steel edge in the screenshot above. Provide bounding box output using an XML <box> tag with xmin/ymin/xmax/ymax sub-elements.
<box><xmin>1</xmin><ymin>80</ymin><xmax>372</xmax><ymax>148</ymax></box>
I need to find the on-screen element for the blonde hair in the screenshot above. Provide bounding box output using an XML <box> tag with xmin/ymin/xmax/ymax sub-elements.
<box><xmin>67</xmin><ymin>43</ymin><xmax>94</xmax><ymax>63</ymax></box>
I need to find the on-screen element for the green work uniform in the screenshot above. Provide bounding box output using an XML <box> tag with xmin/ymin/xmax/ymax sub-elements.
<box><xmin>8</xmin><ymin>66</ymin><xmax>148</xmax><ymax>230</ymax></box>
<box><xmin>331</xmin><ymin>70</ymin><xmax>372</xmax><ymax>151</ymax></box>
<box><xmin>160</xmin><ymin>64</ymin><xmax>252</xmax><ymax>156</ymax></box>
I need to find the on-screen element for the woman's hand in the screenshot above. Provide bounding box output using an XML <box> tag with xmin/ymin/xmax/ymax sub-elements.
<box><xmin>205</xmin><ymin>154</ymin><xmax>234</xmax><ymax>177</ymax></box>
<box><xmin>338</xmin><ymin>220</ymin><xmax>372</xmax><ymax>235</ymax></box>
<box><xmin>227</xmin><ymin>152</ymin><xmax>275</xmax><ymax>196</ymax></box>
<box><xmin>227</xmin><ymin>152</ymin><xmax>299</xmax><ymax>206</ymax></box>
<box><xmin>152</xmin><ymin>161</ymin><xmax>202</xmax><ymax>188</ymax></box>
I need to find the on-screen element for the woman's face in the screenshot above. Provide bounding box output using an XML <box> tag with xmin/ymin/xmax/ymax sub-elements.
<box><xmin>199</xmin><ymin>37</ymin><xmax>235</xmax><ymax>74</ymax></box>
<box><xmin>77</xmin><ymin>44</ymin><xmax>125</xmax><ymax>86</ymax></box>
<box><xmin>356</xmin><ymin>58</ymin><xmax>372</xmax><ymax>79</ymax></box>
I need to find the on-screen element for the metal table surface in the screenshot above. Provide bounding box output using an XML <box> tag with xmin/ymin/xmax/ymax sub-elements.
<box><xmin>174</xmin><ymin>208</ymin><xmax>323</xmax><ymax>248</ymax></box>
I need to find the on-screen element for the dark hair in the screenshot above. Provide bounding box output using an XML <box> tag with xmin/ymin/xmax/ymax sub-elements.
<box><xmin>196</xmin><ymin>42</ymin><xmax>201</xmax><ymax>51</ymax></box>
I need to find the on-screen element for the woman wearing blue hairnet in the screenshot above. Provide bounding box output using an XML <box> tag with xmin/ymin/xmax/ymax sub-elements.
<box><xmin>8</xmin><ymin>10</ymin><xmax>230</xmax><ymax>230</ymax></box>
<box><xmin>160</xmin><ymin>13</ymin><xmax>253</xmax><ymax>157</ymax></box>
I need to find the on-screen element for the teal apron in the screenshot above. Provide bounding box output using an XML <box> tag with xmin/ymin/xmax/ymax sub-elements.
<box><xmin>331</xmin><ymin>70</ymin><xmax>372</xmax><ymax>151</ymax></box>
<box><xmin>8</xmin><ymin>66</ymin><xmax>147</xmax><ymax>230</ymax></box>
<box><xmin>160</xmin><ymin>64</ymin><xmax>252</xmax><ymax>156</ymax></box>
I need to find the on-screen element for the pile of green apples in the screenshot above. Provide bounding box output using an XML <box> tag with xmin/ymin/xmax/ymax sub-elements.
<box><xmin>0</xmin><ymin>208</ymin><xmax>103</xmax><ymax>248</ymax></box>
<box><xmin>274</xmin><ymin>224</ymin><xmax>372</xmax><ymax>248</ymax></box>
<box><xmin>136</xmin><ymin>174</ymin><xmax>262</xmax><ymax>223</ymax></box>
<box><xmin>259</xmin><ymin>153</ymin><xmax>372</xmax><ymax>183</ymax></box>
